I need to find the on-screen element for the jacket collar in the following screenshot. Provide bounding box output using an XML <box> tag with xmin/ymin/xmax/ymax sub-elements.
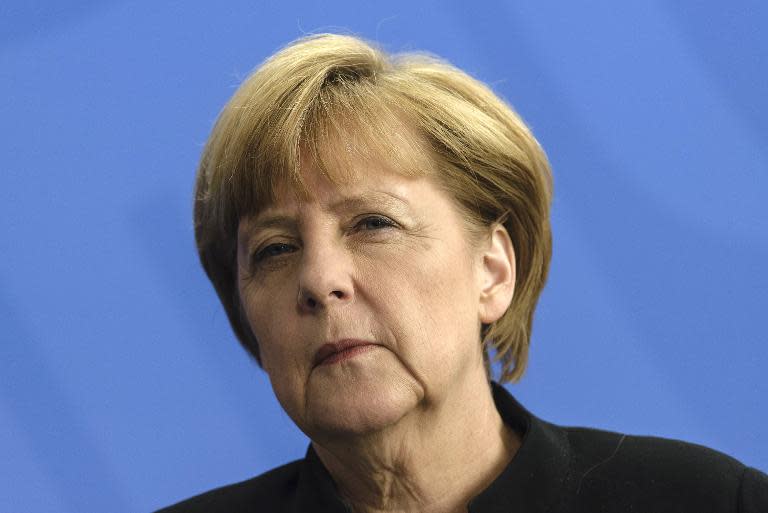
<box><xmin>292</xmin><ymin>382</ymin><xmax>570</xmax><ymax>513</ymax></box>
<box><xmin>468</xmin><ymin>382</ymin><xmax>570</xmax><ymax>512</ymax></box>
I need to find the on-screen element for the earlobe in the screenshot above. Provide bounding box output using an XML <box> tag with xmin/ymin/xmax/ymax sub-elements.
<box><xmin>478</xmin><ymin>224</ymin><xmax>516</xmax><ymax>324</ymax></box>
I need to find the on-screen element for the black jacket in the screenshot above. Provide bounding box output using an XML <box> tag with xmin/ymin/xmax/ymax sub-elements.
<box><xmin>157</xmin><ymin>384</ymin><xmax>768</xmax><ymax>512</ymax></box>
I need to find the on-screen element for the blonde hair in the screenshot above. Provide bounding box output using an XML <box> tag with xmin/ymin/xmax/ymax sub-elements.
<box><xmin>194</xmin><ymin>33</ymin><xmax>552</xmax><ymax>383</ymax></box>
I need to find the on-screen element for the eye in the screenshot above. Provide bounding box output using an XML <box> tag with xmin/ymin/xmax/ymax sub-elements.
<box><xmin>251</xmin><ymin>216</ymin><xmax>396</xmax><ymax>266</ymax></box>
<box><xmin>254</xmin><ymin>242</ymin><xmax>296</xmax><ymax>263</ymax></box>
<box><xmin>355</xmin><ymin>215</ymin><xmax>397</xmax><ymax>231</ymax></box>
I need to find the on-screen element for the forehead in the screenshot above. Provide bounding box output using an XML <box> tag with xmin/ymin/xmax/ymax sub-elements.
<box><xmin>238</xmin><ymin>161</ymin><xmax>421</xmax><ymax>235</ymax></box>
<box><xmin>234</xmin><ymin>110</ymin><xmax>445</xmax><ymax>242</ymax></box>
<box><xmin>249</xmin><ymin>161</ymin><xmax>416</xmax><ymax>220</ymax></box>
<box><xmin>242</xmin><ymin>131</ymin><xmax>436</xmax><ymax>217</ymax></box>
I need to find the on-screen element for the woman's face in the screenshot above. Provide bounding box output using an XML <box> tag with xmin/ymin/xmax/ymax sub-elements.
<box><xmin>236</xmin><ymin>157</ymin><xmax>513</xmax><ymax>440</ymax></box>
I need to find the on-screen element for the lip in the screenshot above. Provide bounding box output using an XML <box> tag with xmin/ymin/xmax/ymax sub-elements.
<box><xmin>313</xmin><ymin>339</ymin><xmax>378</xmax><ymax>367</ymax></box>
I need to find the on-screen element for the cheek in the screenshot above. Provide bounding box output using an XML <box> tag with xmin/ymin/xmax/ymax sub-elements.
<box><xmin>249</xmin><ymin>308</ymin><xmax>312</xmax><ymax>421</ymax></box>
<box><xmin>366</xmin><ymin>239</ymin><xmax>479</xmax><ymax>367</ymax></box>
<box><xmin>399</xmin><ymin>239</ymin><xmax>476</xmax><ymax>314</ymax></box>
<box><xmin>240</xmin><ymin>287</ymin><xmax>306</xmax><ymax>380</ymax></box>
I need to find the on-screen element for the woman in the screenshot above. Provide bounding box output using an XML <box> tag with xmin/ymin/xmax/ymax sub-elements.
<box><xmin>159</xmin><ymin>34</ymin><xmax>767</xmax><ymax>512</ymax></box>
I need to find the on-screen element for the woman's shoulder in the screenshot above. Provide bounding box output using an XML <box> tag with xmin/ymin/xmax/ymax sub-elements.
<box><xmin>154</xmin><ymin>458</ymin><xmax>304</xmax><ymax>513</ymax></box>
<box><xmin>563</xmin><ymin>423</ymin><xmax>745</xmax><ymax>475</ymax></box>
<box><xmin>489</xmin><ymin>384</ymin><xmax>767</xmax><ymax>511</ymax></box>
<box><xmin>555</xmin><ymin>423</ymin><xmax>768</xmax><ymax>512</ymax></box>
<box><xmin>490</xmin><ymin>383</ymin><xmax>768</xmax><ymax>511</ymax></box>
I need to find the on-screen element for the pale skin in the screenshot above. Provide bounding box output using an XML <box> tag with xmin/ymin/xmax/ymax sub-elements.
<box><xmin>236</xmin><ymin>156</ymin><xmax>520</xmax><ymax>513</ymax></box>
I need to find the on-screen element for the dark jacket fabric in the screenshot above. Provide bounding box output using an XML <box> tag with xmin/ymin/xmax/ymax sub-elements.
<box><xmin>157</xmin><ymin>383</ymin><xmax>768</xmax><ymax>512</ymax></box>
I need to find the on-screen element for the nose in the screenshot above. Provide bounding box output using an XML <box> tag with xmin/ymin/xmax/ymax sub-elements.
<box><xmin>296</xmin><ymin>239</ymin><xmax>354</xmax><ymax>313</ymax></box>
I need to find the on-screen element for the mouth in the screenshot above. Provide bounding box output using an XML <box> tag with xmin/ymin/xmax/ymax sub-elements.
<box><xmin>313</xmin><ymin>339</ymin><xmax>378</xmax><ymax>367</ymax></box>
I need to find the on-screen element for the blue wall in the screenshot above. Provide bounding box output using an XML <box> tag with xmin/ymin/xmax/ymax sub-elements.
<box><xmin>1</xmin><ymin>1</ymin><xmax>766</xmax><ymax>511</ymax></box>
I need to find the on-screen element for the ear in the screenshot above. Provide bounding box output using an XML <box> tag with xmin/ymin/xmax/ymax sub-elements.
<box><xmin>477</xmin><ymin>223</ymin><xmax>516</xmax><ymax>324</ymax></box>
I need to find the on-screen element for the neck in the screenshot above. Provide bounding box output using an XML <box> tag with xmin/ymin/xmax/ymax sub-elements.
<box><xmin>312</xmin><ymin>375</ymin><xmax>520</xmax><ymax>513</ymax></box>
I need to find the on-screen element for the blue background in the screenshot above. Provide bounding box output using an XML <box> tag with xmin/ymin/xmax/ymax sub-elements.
<box><xmin>1</xmin><ymin>1</ymin><xmax>766</xmax><ymax>511</ymax></box>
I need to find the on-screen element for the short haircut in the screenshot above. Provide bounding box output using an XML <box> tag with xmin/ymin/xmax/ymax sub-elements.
<box><xmin>194</xmin><ymin>33</ymin><xmax>553</xmax><ymax>383</ymax></box>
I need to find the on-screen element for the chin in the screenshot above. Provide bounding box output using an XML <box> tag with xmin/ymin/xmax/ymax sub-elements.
<box><xmin>303</xmin><ymin>361</ymin><xmax>422</xmax><ymax>438</ymax></box>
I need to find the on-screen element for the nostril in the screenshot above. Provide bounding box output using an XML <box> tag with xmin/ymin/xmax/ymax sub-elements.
<box><xmin>298</xmin><ymin>288</ymin><xmax>348</xmax><ymax>310</ymax></box>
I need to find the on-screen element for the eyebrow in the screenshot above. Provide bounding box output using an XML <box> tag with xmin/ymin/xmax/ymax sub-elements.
<box><xmin>247</xmin><ymin>191</ymin><xmax>410</xmax><ymax>234</ymax></box>
<box><xmin>247</xmin><ymin>215</ymin><xmax>299</xmax><ymax>233</ymax></box>
<box><xmin>329</xmin><ymin>191</ymin><xmax>409</xmax><ymax>213</ymax></box>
